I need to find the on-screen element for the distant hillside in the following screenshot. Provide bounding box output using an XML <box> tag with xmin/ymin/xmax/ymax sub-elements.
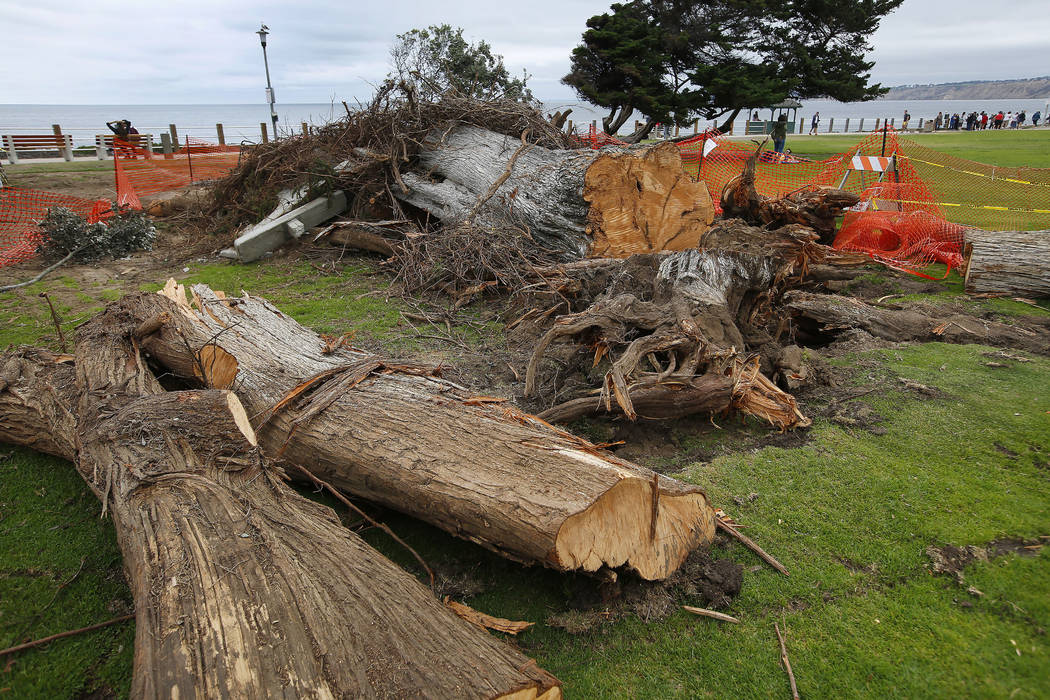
<box><xmin>885</xmin><ymin>77</ymin><xmax>1050</xmax><ymax>100</ymax></box>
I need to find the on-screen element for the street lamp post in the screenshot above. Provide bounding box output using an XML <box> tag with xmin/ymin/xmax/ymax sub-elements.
<box><xmin>256</xmin><ymin>24</ymin><xmax>279</xmax><ymax>138</ymax></box>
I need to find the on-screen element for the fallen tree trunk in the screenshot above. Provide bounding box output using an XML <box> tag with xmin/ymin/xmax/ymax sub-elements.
<box><xmin>785</xmin><ymin>290</ymin><xmax>1050</xmax><ymax>354</ymax></box>
<box><xmin>395</xmin><ymin>125</ymin><xmax>714</xmax><ymax>259</ymax></box>
<box><xmin>129</xmin><ymin>283</ymin><xmax>716</xmax><ymax>580</ymax></box>
<box><xmin>1</xmin><ymin>324</ymin><xmax>561</xmax><ymax>697</ymax></box>
<box><xmin>964</xmin><ymin>229</ymin><xmax>1050</xmax><ymax>298</ymax></box>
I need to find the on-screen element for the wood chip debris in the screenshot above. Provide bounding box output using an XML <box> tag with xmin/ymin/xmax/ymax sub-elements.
<box><xmin>444</xmin><ymin>598</ymin><xmax>534</xmax><ymax>635</ymax></box>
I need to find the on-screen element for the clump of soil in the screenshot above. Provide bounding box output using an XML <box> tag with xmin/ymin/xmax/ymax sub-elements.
<box><xmin>546</xmin><ymin>548</ymin><xmax>743</xmax><ymax>633</ymax></box>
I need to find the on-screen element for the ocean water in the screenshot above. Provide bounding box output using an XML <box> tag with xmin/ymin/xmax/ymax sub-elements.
<box><xmin>540</xmin><ymin>98</ymin><xmax>1050</xmax><ymax>134</ymax></box>
<box><xmin>0</xmin><ymin>103</ymin><xmax>348</xmax><ymax>147</ymax></box>
<box><xmin>2</xmin><ymin>98</ymin><xmax>1048</xmax><ymax>147</ymax></box>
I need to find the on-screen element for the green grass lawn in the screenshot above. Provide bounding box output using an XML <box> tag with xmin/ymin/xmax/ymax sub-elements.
<box><xmin>2</xmin><ymin>135</ymin><xmax>1049</xmax><ymax>697</ymax></box>
<box><xmin>790</xmin><ymin>129</ymin><xmax>1050</xmax><ymax>168</ymax></box>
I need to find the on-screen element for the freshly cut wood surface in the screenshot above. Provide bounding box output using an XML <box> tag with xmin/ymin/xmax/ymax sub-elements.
<box><xmin>964</xmin><ymin>229</ymin><xmax>1050</xmax><ymax>298</ymax></box>
<box><xmin>0</xmin><ymin>314</ymin><xmax>561</xmax><ymax>698</ymax></box>
<box><xmin>134</xmin><ymin>281</ymin><xmax>716</xmax><ymax>580</ymax></box>
<box><xmin>584</xmin><ymin>142</ymin><xmax>714</xmax><ymax>257</ymax></box>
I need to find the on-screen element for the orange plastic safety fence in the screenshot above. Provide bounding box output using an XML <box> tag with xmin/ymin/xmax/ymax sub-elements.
<box><xmin>0</xmin><ymin>187</ymin><xmax>112</xmax><ymax>267</ymax></box>
<box><xmin>571</xmin><ymin>126</ymin><xmax>628</xmax><ymax>149</ymax></box>
<box><xmin>680</xmin><ymin>128</ymin><xmax>1050</xmax><ymax>275</ymax></box>
<box><xmin>113</xmin><ymin>137</ymin><xmax>241</xmax><ymax>209</ymax></box>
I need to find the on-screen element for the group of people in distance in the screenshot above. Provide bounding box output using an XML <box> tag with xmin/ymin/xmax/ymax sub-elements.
<box><xmin>932</xmin><ymin>110</ymin><xmax>1041</xmax><ymax>131</ymax></box>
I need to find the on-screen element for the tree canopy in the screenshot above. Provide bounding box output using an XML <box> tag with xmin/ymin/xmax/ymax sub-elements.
<box><xmin>390</xmin><ymin>25</ymin><xmax>533</xmax><ymax>102</ymax></box>
<box><xmin>563</xmin><ymin>0</ymin><xmax>903</xmax><ymax>138</ymax></box>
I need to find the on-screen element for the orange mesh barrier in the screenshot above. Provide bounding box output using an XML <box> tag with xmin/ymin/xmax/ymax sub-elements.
<box><xmin>680</xmin><ymin>128</ymin><xmax>1050</xmax><ymax>274</ymax></box>
<box><xmin>0</xmin><ymin>187</ymin><xmax>112</xmax><ymax>267</ymax></box>
<box><xmin>114</xmin><ymin>137</ymin><xmax>241</xmax><ymax>208</ymax></box>
<box><xmin>572</xmin><ymin>125</ymin><xmax>627</xmax><ymax>149</ymax></box>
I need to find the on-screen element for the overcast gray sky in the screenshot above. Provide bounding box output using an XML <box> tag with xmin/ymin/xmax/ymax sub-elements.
<box><xmin>1</xmin><ymin>0</ymin><xmax>1046</xmax><ymax>104</ymax></box>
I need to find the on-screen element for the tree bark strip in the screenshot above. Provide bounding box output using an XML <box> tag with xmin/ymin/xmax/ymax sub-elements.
<box><xmin>132</xmin><ymin>282</ymin><xmax>717</xmax><ymax>581</ymax></box>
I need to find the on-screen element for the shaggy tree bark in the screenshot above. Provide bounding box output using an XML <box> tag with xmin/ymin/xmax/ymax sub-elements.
<box><xmin>964</xmin><ymin>229</ymin><xmax>1050</xmax><ymax>298</ymax></box>
<box><xmin>0</xmin><ymin>328</ymin><xmax>562</xmax><ymax>698</ymax></box>
<box><xmin>537</xmin><ymin>374</ymin><xmax>735</xmax><ymax>424</ymax></box>
<box><xmin>395</xmin><ymin>125</ymin><xmax>713</xmax><ymax>259</ymax></box>
<box><xmin>127</xmin><ymin>283</ymin><xmax>717</xmax><ymax>581</ymax></box>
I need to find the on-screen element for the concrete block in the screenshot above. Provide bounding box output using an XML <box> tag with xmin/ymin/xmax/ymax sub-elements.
<box><xmin>231</xmin><ymin>190</ymin><xmax>347</xmax><ymax>262</ymax></box>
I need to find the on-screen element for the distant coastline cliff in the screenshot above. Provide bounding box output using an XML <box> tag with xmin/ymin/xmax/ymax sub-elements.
<box><xmin>884</xmin><ymin>77</ymin><xmax>1050</xmax><ymax>100</ymax></box>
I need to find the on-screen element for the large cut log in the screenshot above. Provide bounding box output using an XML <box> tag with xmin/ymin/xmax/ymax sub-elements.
<box><xmin>395</xmin><ymin>125</ymin><xmax>714</xmax><ymax>259</ymax></box>
<box><xmin>784</xmin><ymin>290</ymin><xmax>1050</xmax><ymax>354</ymax></box>
<box><xmin>964</xmin><ymin>229</ymin><xmax>1050</xmax><ymax>298</ymax></box>
<box><xmin>1</xmin><ymin>335</ymin><xmax>561</xmax><ymax>697</ymax></box>
<box><xmin>129</xmin><ymin>283</ymin><xmax>716</xmax><ymax>580</ymax></box>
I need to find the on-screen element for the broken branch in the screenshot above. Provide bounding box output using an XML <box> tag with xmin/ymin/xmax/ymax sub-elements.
<box><xmin>717</xmin><ymin>517</ymin><xmax>790</xmax><ymax>576</ymax></box>
<box><xmin>0</xmin><ymin>614</ymin><xmax>134</xmax><ymax>657</ymax></box>
<box><xmin>682</xmin><ymin>606</ymin><xmax>740</xmax><ymax>624</ymax></box>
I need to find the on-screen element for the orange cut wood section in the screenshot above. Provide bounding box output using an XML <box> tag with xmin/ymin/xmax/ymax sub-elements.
<box><xmin>584</xmin><ymin>142</ymin><xmax>714</xmax><ymax>258</ymax></box>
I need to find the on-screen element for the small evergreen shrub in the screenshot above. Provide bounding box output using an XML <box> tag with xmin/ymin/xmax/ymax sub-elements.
<box><xmin>38</xmin><ymin>207</ymin><xmax>156</xmax><ymax>262</ymax></box>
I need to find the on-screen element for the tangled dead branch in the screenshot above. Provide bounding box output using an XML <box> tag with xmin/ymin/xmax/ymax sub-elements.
<box><xmin>390</xmin><ymin>215</ymin><xmax>563</xmax><ymax>299</ymax></box>
<box><xmin>721</xmin><ymin>149</ymin><xmax>860</xmax><ymax>242</ymax></box>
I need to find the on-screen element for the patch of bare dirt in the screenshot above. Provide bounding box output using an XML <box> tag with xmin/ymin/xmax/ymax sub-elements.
<box><xmin>546</xmin><ymin>548</ymin><xmax>743</xmax><ymax>633</ymax></box>
<box><xmin>829</xmin><ymin>271</ymin><xmax>944</xmax><ymax>301</ymax></box>
<box><xmin>926</xmin><ymin>537</ymin><xmax>1047</xmax><ymax>584</ymax></box>
<box><xmin>6</xmin><ymin>168</ymin><xmax>117</xmax><ymax>202</ymax></box>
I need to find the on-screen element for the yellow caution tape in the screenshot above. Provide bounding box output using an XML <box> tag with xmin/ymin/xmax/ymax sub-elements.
<box><xmin>897</xmin><ymin>155</ymin><xmax>1050</xmax><ymax>188</ymax></box>
<box><xmin>874</xmin><ymin>198</ymin><xmax>1050</xmax><ymax>214</ymax></box>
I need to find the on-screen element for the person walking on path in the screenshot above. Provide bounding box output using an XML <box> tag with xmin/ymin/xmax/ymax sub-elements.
<box><xmin>1034</xmin><ymin>111</ymin><xmax>1041</xmax><ymax>126</ymax></box>
<box><xmin>809</xmin><ymin>112</ymin><xmax>820</xmax><ymax>135</ymax></box>
<box><xmin>902</xmin><ymin>110</ymin><xmax>911</xmax><ymax>130</ymax></box>
<box><xmin>771</xmin><ymin>114</ymin><xmax>788</xmax><ymax>155</ymax></box>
